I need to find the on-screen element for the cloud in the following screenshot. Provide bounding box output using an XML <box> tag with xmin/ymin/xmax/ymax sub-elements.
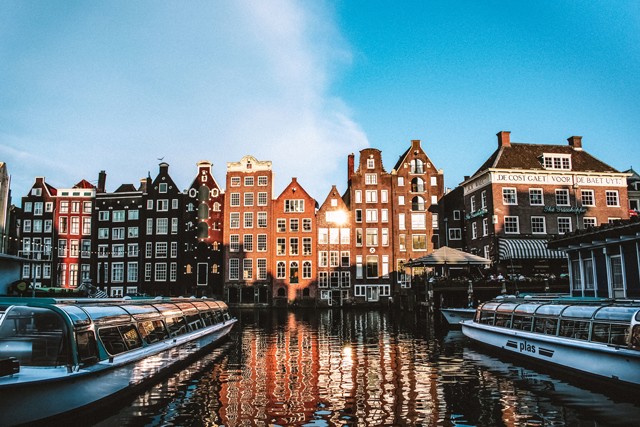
<box><xmin>0</xmin><ymin>0</ymin><xmax>368</xmax><ymax>203</ymax></box>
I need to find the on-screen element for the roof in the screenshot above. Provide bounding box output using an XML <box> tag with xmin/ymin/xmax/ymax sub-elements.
<box><xmin>405</xmin><ymin>246</ymin><xmax>491</xmax><ymax>266</ymax></box>
<box><xmin>74</xmin><ymin>179</ymin><xmax>96</xmax><ymax>189</ymax></box>
<box><xmin>470</xmin><ymin>142</ymin><xmax>619</xmax><ymax>179</ymax></box>
<box><xmin>548</xmin><ymin>216</ymin><xmax>640</xmax><ymax>249</ymax></box>
<box><xmin>115</xmin><ymin>184</ymin><xmax>138</xmax><ymax>193</ymax></box>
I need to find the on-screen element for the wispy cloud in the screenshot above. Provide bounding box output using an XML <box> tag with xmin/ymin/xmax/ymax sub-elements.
<box><xmin>0</xmin><ymin>0</ymin><xmax>368</xmax><ymax>201</ymax></box>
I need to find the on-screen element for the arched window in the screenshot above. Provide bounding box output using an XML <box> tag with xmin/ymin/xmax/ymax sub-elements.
<box><xmin>290</xmin><ymin>261</ymin><xmax>299</xmax><ymax>284</ymax></box>
<box><xmin>412</xmin><ymin>196</ymin><xmax>426</xmax><ymax>211</ymax></box>
<box><xmin>411</xmin><ymin>159</ymin><xmax>424</xmax><ymax>174</ymax></box>
<box><xmin>197</xmin><ymin>222</ymin><xmax>209</xmax><ymax>239</ymax></box>
<box><xmin>198</xmin><ymin>185</ymin><xmax>209</xmax><ymax>202</ymax></box>
<box><xmin>213</xmin><ymin>202</ymin><xmax>221</xmax><ymax>212</ymax></box>
<box><xmin>276</xmin><ymin>261</ymin><xmax>286</xmax><ymax>279</ymax></box>
<box><xmin>411</xmin><ymin>177</ymin><xmax>425</xmax><ymax>192</ymax></box>
<box><xmin>302</xmin><ymin>261</ymin><xmax>312</xmax><ymax>279</ymax></box>
<box><xmin>198</xmin><ymin>203</ymin><xmax>209</xmax><ymax>220</ymax></box>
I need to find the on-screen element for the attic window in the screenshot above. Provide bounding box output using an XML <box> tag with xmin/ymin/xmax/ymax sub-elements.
<box><xmin>541</xmin><ymin>153</ymin><xmax>571</xmax><ymax>170</ymax></box>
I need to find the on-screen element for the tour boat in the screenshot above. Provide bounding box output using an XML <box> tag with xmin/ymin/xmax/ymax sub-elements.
<box><xmin>440</xmin><ymin>307</ymin><xmax>476</xmax><ymax>325</ymax></box>
<box><xmin>0</xmin><ymin>296</ymin><xmax>237</xmax><ymax>425</ymax></box>
<box><xmin>460</xmin><ymin>296</ymin><xmax>640</xmax><ymax>387</ymax></box>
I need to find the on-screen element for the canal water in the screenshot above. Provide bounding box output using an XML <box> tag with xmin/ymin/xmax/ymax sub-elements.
<box><xmin>94</xmin><ymin>308</ymin><xmax>640</xmax><ymax>427</ymax></box>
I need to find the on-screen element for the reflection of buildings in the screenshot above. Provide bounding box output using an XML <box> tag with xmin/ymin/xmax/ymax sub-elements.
<box><xmin>458</xmin><ymin>132</ymin><xmax>630</xmax><ymax>276</ymax></box>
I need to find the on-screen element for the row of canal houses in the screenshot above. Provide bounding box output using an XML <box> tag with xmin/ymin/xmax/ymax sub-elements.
<box><xmin>14</xmin><ymin>139</ymin><xmax>443</xmax><ymax>306</ymax></box>
<box><xmin>10</xmin><ymin>133</ymin><xmax>639</xmax><ymax>305</ymax></box>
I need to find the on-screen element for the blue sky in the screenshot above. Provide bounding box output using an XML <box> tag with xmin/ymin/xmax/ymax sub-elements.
<box><xmin>1</xmin><ymin>1</ymin><xmax>638</xmax><ymax>204</ymax></box>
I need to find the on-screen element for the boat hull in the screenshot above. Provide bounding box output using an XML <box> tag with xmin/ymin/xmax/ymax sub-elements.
<box><xmin>440</xmin><ymin>308</ymin><xmax>475</xmax><ymax>325</ymax></box>
<box><xmin>461</xmin><ymin>321</ymin><xmax>640</xmax><ymax>387</ymax></box>
<box><xmin>0</xmin><ymin>320</ymin><xmax>236</xmax><ymax>426</ymax></box>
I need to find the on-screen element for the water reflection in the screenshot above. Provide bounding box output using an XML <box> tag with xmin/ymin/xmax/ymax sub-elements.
<box><xmin>96</xmin><ymin>309</ymin><xmax>640</xmax><ymax>426</ymax></box>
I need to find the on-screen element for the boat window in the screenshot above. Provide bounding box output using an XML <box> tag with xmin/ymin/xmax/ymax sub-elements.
<box><xmin>513</xmin><ymin>304</ymin><xmax>538</xmax><ymax>315</ymax></box>
<box><xmin>138</xmin><ymin>320</ymin><xmax>168</xmax><ymax>344</ymax></box>
<box><xmin>533</xmin><ymin>317</ymin><xmax>558</xmax><ymax>335</ymax></box>
<box><xmin>561</xmin><ymin>305</ymin><xmax>599</xmax><ymax>319</ymax></box>
<box><xmin>534</xmin><ymin>304</ymin><xmax>567</xmax><ymax>317</ymax></box>
<box><xmin>60</xmin><ymin>305</ymin><xmax>92</xmax><ymax>327</ymax></box>
<box><xmin>479</xmin><ymin>302</ymin><xmax>501</xmax><ymax>312</ymax></box>
<box><xmin>594</xmin><ymin>306</ymin><xmax>638</xmax><ymax>322</ymax></box>
<box><xmin>496</xmin><ymin>303</ymin><xmax>518</xmax><ymax>314</ymax></box>
<box><xmin>98</xmin><ymin>325</ymin><xmax>142</xmax><ymax>355</ymax></box>
<box><xmin>511</xmin><ymin>315</ymin><xmax>533</xmax><ymax>331</ymax></box>
<box><xmin>149</xmin><ymin>303</ymin><xmax>182</xmax><ymax>318</ymax></box>
<box><xmin>494</xmin><ymin>313</ymin><xmax>511</xmax><ymax>328</ymax></box>
<box><xmin>121</xmin><ymin>304</ymin><xmax>161</xmax><ymax>321</ymax></box>
<box><xmin>631</xmin><ymin>325</ymin><xmax>640</xmax><ymax>349</ymax></box>
<box><xmin>166</xmin><ymin>316</ymin><xmax>188</xmax><ymax>337</ymax></box>
<box><xmin>0</xmin><ymin>306</ymin><xmax>68</xmax><ymax>367</ymax></box>
<box><xmin>559</xmin><ymin>319</ymin><xmax>589</xmax><ymax>340</ymax></box>
<box><xmin>76</xmin><ymin>330</ymin><xmax>99</xmax><ymax>365</ymax></box>
<box><xmin>82</xmin><ymin>305</ymin><xmax>132</xmax><ymax>325</ymax></box>
<box><xmin>479</xmin><ymin>310</ymin><xmax>495</xmax><ymax>325</ymax></box>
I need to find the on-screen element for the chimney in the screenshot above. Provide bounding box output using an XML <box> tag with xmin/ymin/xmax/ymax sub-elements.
<box><xmin>138</xmin><ymin>178</ymin><xmax>148</xmax><ymax>192</ymax></box>
<box><xmin>411</xmin><ymin>139</ymin><xmax>421</xmax><ymax>151</ymax></box>
<box><xmin>347</xmin><ymin>153</ymin><xmax>355</xmax><ymax>183</ymax></box>
<box><xmin>497</xmin><ymin>131</ymin><xmax>511</xmax><ymax>148</ymax></box>
<box><xmin>97</xmin><ymin>170</ymin><xmax>106</xmax><ymax>193</ymax></box>
<box><xmin>568</xmin><ymin>136</ymin><xmax>583</xmax><ymax>150</ymax></box>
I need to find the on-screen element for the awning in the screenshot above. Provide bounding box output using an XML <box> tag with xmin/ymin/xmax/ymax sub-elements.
<box><xmin>405</xmin><ymin>246</ymin><xmax>491</xmax><ymax>267</ymax></box>
<box><xmin>498</xmin><ymin>238</ymin><xmax>566</xmax><ymax>261</ymax></box>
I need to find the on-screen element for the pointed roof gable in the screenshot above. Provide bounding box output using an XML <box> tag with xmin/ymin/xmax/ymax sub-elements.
<box><xmin>74</xmin><ymin>179</ymin><xmax>96</xmax><ymax>189</ymax></box>
<box><xmin>276</xmin><ymin>177</ymin><xmax>316</xmax><ymax>205</ymax></box>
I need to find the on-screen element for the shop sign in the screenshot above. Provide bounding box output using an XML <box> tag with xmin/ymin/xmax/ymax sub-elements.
<box><xmin>543</xmin><ymin>206</ymin><xmax>586</xmax><ymax>214</ymax></box>
<box><xmin>465</xmin><ymin>208</ymin><xmax>487</xmax><ymax>220</ymax></box>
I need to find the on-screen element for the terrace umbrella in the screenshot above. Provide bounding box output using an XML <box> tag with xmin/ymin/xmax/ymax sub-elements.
<box><xmin>405</xmin><ymin>246</ymin><xmax>491</xmax><ymax>268</ymax></box>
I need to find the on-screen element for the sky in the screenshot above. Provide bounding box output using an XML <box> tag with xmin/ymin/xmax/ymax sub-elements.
<box><xmin>1</xmin><ymin>1</ymin><xmax>639</xmax><ymax>205</ymax></box>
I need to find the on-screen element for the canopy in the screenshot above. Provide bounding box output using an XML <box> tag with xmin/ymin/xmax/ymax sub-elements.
<box><xmin>405</xmin><ymin>246</ymin><xmax>491</xmax><ymax>267</ymax></box>
<box><xmin>498</xmin><ymin>238</ymin><xmax>566</xmax><ymax>261</ymax></box>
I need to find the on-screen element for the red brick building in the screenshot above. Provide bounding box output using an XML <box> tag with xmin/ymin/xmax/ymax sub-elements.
<box><xmin>391</xmin><ymin>139</ymin><xmax>444</xmax><ymax>290</ymax></box>
<box><xmin>272</xmin><ymin>177</ymin><xmax>317</xmax><ymax>305</ymax></box>
<box><xmin>461</xmin><ymin>131</ymin><xmax>630</xmax><ymax>276</ymax></box>
<box><xmin>224</xmin><ymin>155</ymin><xmax>273</xmax><ymax>305</ymax></box>
<box><xmin>316</xmin><ymin>185</ymin><xmax>351</xmax><ymax>306</ymax></box>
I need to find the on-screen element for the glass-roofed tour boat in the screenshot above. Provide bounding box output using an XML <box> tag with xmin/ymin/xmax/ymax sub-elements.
<box><xmin>0</xmin><ymin>296</ymin><xmax>236</xmax><ymax>425</ymax></box>
<box><xmin>461</xmin><ymin>296</ymin><xmax>640</xmax><ymax>388</ymax></box>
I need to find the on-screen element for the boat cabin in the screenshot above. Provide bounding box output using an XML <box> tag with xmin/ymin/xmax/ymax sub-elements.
<box><xmin>474</xmin><ymin>298</ymin><xmax>640</xmax><ymax>349</ymax></box>
<box><xmin>0</xmin><ymin>297</ymin><xmax>231</xmax><ymax>373</ymax></box>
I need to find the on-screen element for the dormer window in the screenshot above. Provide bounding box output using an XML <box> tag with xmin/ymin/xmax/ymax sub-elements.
<box><xmin>367</xmin><ymin>158</ymin><xmax>375</xmax><ymax>169</ymax></box>
<box><xmin>541</xmin><ymin>153</ymin><xmax>571</xmax><ymax>170</ymax></box>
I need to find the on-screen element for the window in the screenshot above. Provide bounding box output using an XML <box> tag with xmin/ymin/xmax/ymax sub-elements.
<box><xmin>128</xmin><ymin>227</ymin><xmax>138</xmax><ymax>238</ymax></box>
<box><xmin>156</xmin><ymin>218</ymin><xmax>168</xmax><ymax>234</ymax></box>
<box><xmin>453</xmin><ymin>210</ymin><xmax>461</xmax><ymax>220</ymax></box>
<box><xmin>365</xmin><ymin>174</ymin><xmax>377</xmax><ymax>185</ymax></box>
<box><xmin>583</xmin><ymin>217</ymin><xmax>597</xmax><ymax>228</ymax></box>
<box><xmin>229</xmin><ymin>259</ymin><xmax>239</xmax><ymax>280</ymax></box>
<box><xmin>230</xmin><ymin>213</ymin><xmax>240</xmax><ymax>229</ymax></box>
<box><xmin>470</xmin><ymin>196</ymin><xmax>476</xmax><ymax>212</ymax></box>
<box><xmin>558</xmin><ymin>217</ymin><xmax>572</xmax><ymax>234</ymax></box>
<box><xmin>449</xmin><ymin>228</ymin><xmax>461</xmax><ymax>240</ymax></box>
<box><xmin>398</xmin><ymin>196</ymin><xmax>405</xmax><ymax>205</ymax></box>
<box><xmin>482</xmin><ymin>217</ymin><xmax>488</xmax><ymax>236</ymax></box>
<box><xmin>398</xmin><ymin>213</ymin><xmax>405</xmax><ymax>230</ymax></box>
<box><xmin>258</xmin><ymin>192</ymin><xmax>268</xmax><ymax>206</ymax></box>
<box><xmin>431</xmin><ymin>195</ymin><xmax>438</xmax><ymax>205</ymax></box>
<box><xmin>230</xmin><ymin>235</ymin><xmax>239</xmax><ymax>252</ymax></box>
<box><xmin>276</xmin><ymin>261</ymin><xmax>286</xmax><ymax>279</ymax></box>
<box><xmin>303</xmin><ymin>237</ymin><xmax>312</xmax><ymax>255</ymax></box>
<box><xmin>504</xmin><ymin>216</ymin><xmax>519</xmax><ymax>234</ymax></box>
<box><xmin>529</xmin><ymin>188</ymin><xmax>543</xmax><ymax>206</ymax></box>
<box><xmin>356</xmin><ymin>228</ymin><xmax>363</xmax><ymax>246</ymax></box>
<box><xmin>381</xmin><ymin>228</ymin><xmax>389</xmax><ymax>246</ymax></box>
<box><xmin>24</xmin><ymin>202</ymin><xmax>32</xmax><ymax>213</ymax></box>
<box><xmin>411</xmin><ymin>213</ymin><xmax>426</xmax><ymax>229</ymax></box>
<box><xmin>230</xmin><ymin>193</ymin><xmax>240</xmax><ymax>207</ymax></box>
<box><xmin>366</xmin><ymin>256</ymin><xmax>378</xmax><ymax>278</ymax></box>
<box><xmin>155</xmin><ymin>263</ymin><xmax>167</xmax><ymax>281</ymax></box>
<box><xmin>231</xmin><ymin>177</ymin><xmax>241</xmax><ymax>187</ymax></box>
<box><xmin>23</xmin><ymin>220</ymin><xmax>32</xmax><ymax>233</ymax></box>
<box><xmin>531</xmin><ymin>217</ymin><xmax>546</xmax><ymax>234</ymax></box>
<box><xmin>276</xmin><ymin>218</ymin><xmax>286</xmax><ymax>232</ymax></box>
<box><xmin>60</xmin><ymin>201</ymin><xmax>68</xmax><ymax>213</ymax></box>
<box><xmin>581</xmin><ymin>190</ymin><xmax>595</xmax><ymax>206</ymax></box>
<box><xmin>258</xmin><ymin>176</ymin><xmax>268</xmax><ymax>186</ymax></box>
<box><xmin>258</xmin><ymin>259</ymin><xmax>267</xmax><ymax>280</ymax></box>
<box><xmin>411</xmin><ymin>196</ymin><xmax>425</xmax><ymax>211</ymax></box>
<box><xmin>367</xmin><ymin>158</ymin><xmax>375</xmax><ymax>169</ymax></box>
<box><xmin>111</xmin><ymin>263</ymin><xmax>125</xmax><ymax>282</ymax></box>
<box><xmin>340</xmin><ymin>228</ymin><xmax>350</xmax><ymax>244</ymax></box>
<box><xmin>471</xmin><ymin>222</ymin><xmax>477</xmax><ymax>239</ymax></box>
<box><xmin>366</xmin><ymin>209</ymin><xmax>378</xmax><ymax>223</ymax></box>
<box><xmin>542</xmin><ymin>153</ymin><xmax>571</xmax><ymax>170</ymax></box>
<box><xmin>243</xmin><ymin>234</ymin><xmax>253</xmax><ymax>252</ymax></box>
<box><xmin>398</xmin><ymin>177</ymin><xmax>404</xmax><ymax>186</ymax></box>
<box><xmin>157</xmin><ymin>200</ymin><xmax>169</xmax><ymax>211</ymax></box>
<box><xmin>354</xmin><ymin>209</ymin><xmax>362</xmax><ymax>223</ymax></box>
<box><xmin>290</xmin><ymin>238</ymin><xmax>299</xmax><ymax>255</ymax></box>
<box><xmin>112</xmin><ymin>244</ymin><xmax>124</xmax><ymax>258</ymax></box>
<box><xmin>318</xmin><ymin>228</ymin><xmax>328</xmax><ymax>244</ymax></box>
<box><xmin>83</xmin><ymin>217</ymin><xmax>91</xmax><ymax>235</ymax></box>
<box><xmin>243</xmin><ymin>259</ymin><xmax>253</xmax><ymax>280</ymax></box>
<box><xmin>243</xmin><ymin>176</ymin><xmax>254</xmax><ymax>186</ymax></box>
<box><xmin>129</xmin><ymin>210</ymin><xmax>139</xmax><ymax>220</ymax></box>
<box><xmin>366</xmin><ymin>229</ymin><xmax>378</xmax><ymax>246</ymax></box>
<box><xmin>257</xmin><ymin>212</ymin><xmax>267</xmax><ymax>228</ymax></box>
<box><xmin>244</xmin><ymin>212</ymin><xmax>253</xmax><ymax>228</ymax></box>
<box><xmin>128</xmin><ymin>243</ymin><xmax>138</xmax><ymax>257</ymax></box>
<box><xmin>319</xmin><ymin>251</ymin><xmax>328</xmax><ymax>267</ymax></box>
<box><xmin>277</xmin><ymin>238</ymin><xmax>286</xmax><ymax>255</ymax></box>
<box><xmin>284</xmin><ymin>200</ymin><xmax>304</xmax><ymax>212</ymax></box>
<box><xmin>290</xmin><ymin>218</ymin><xmax>299</xmax><ymax>232</ymax></box>
<box><xmin>365</xmin><ymin>190</ymin><xmax>377</xmax><ymax>203</ymax></box>
<box><xmin>113</xmin><ymin>227</ymin><xmax>125</xmax><ymax>240</ymax></box>
<box><xmin>410</xmin><ymin>159</ymin><xmax>424</xmax><ymax>174</ymax></box>
<box><xmin>502</xmin><ymin>188</ymin><xmax>517</xmax><ymax>205</ymax></box>
<box><xmin>356</xmin><ymin>255</ymin><xmax>363</xmax><ymax>279</ymax></box>
<box><xmin>341</xmin><ymin>251</ymin><xmax>350</xmax><ymax>267</ymax></box>
<box><xmin>146</xmin><ymin>218</ymin><xmax>153</xmax><ymax>234</ymax></box>
<box><xmin>303</xmin><ymin>218</ymin><xmax>312</xmax><ymax>231</ymax></box>
<box><xmin>381</xmin><ymin>209</ymin><xmax>389</xmax><ymax>223</ymax></box>
<box><xmin>289</xmin><ymin>261</ymin><xmax>299</xmax><ymax>283</ymax></box>
<box><xmin>354</xmin><ymin>190</ymin><xmax>362</xmax><ymax>204</ymax></box>
<box><xmin>382</xmin><ymin>255</ymin><xmax>389</xmax><ymax>278</ymax></box>
<box><xmin>412</xmin><ymin>235</ymin><xmax>427</xmax><ymax>250</ymax></box>
<box><xmin>606</xmin><ymin>190</ymin><xmax>619</xmax><ymax>207</ymax></box>
<box><xmin>156</xmin><ymin>242</ymin><xmax>168</xmax><ymax>258</ymax></box>
<box><xmin>257</xmin><ymin>234</ymin><xmax>267</xmax><ymax>252</ymax></box>
<box><xmin>113</xmin><ymin>210</ymin><xmax>125</xmax><ymax>222</ymax></box>
<box><xmin>244</xmin><ymin>193</ymin><xmax>254</xmax><ymax>206</ymax></box>
<box><xmin>411</xmin><ymin>177</ymin><xmax>424</xmax><ymax>192</ymax></box>
<box><xmin>556</xmin><ymin>189</ymin><xmax>570</xmax><ymax>206</ymax></box>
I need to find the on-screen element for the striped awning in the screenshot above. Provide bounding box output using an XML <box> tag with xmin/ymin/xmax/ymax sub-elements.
<box><xmin>498</xmin><ymin>239</ymin><xmax>566</xmax><ymax>261</ymax></box>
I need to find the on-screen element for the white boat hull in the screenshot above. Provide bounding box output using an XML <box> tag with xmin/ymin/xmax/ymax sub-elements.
<box><xmin>461</xmin><ymin>320</ymin><xmax>640</xmax><ymax>387</ymax></box>
<box><xmin>440</xmin><ymin>308</ymin><xmax>475</xmax><ymax>325</ymax></box>
<box><xmin>0</xmin><ymin>320</ymin><xmax>236</xmax><ymax>426</ymax></box>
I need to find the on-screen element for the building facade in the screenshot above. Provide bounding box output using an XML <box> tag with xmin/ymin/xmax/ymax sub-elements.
<box><xmin>316</xmin><ymin>185</ymin><xmax>352</xmax><ymax>306</ymax></box>
<box><xmin>183</xmin><ymin>160</ymin><xmax>225</xmax><ymax>298</ymax></box>
<box><xmin>272</xmin><ymin>177</ymin><xmax>317</xmax><ymax>305</ymax></box>
<box><xmin>0</xmin><ymin>162</ymin><xmax>10</xmax><ymax>254</ymax></box>
<box><xmin>460</xmin><ymin>132</ymin><xmax>630</xmax><ymax>276</ymax></box>
<box><xmin>224</xmin><ymin>155</ymin><xmax>274</xmax><ymax>305</ymax></box>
